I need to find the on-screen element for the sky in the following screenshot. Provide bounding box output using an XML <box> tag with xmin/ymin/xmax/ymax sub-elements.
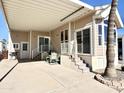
<box><xmin>0</xmin><ymin>9</ymin><xmax>8</xmax><ymax>41</ymax></box>
<box><xmin>0</xmin><ymin>0</ymin><xmax>124</xmax><ymax>41</ymax></box>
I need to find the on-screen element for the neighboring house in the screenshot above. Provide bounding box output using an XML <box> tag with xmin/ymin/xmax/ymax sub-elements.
<box><xmin>0</xmin><ymin>0</ymin><xmax>123</xmax><ymax>71</ymax></box>
<box><xmin>0</xmin><ymin>40</ymin><xmax>7</xmax><ymax>53</ymax></box>
<box><xmin>0</xmin><ymin>41</ymin><xmax>3</xmax><ymax>53</ymax></box>
<box><xmin>118</xmin><ymin>35</ymin><xmax>124</xmax><ymax>64</ymax></box>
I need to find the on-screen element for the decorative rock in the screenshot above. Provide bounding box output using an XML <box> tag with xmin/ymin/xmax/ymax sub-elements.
<box><xmin>94</xmin><ymin>74</ymin><xmax>124</xmax><ymax>92</ymax></box>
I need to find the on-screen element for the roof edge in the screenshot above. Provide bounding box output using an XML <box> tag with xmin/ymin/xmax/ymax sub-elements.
<box><xmin>70</xmin><ymin>0</ymin><xmax>94</xmax><ymax>10</ymax></box>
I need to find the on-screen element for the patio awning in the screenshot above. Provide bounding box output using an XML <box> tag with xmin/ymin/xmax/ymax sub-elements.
<box><xmin>1</xmin><ymin>0</ymin><xmax>94</xmax><ymax>31</ymax></box>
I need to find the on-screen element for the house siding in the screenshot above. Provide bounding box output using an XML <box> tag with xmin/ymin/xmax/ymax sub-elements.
<box><xmin>51</xmin><ymin>12</ymin><xmax>95</xmax><ymax>68</ymax></box>
<box><xmin>31</xmin><ymin>31</ymin><xmax>50</xmax><ymax>51</ymax></box>
<box><xmin>11</xmin><ymin>30</ymin><xmax>50</xmax><ymax>59</ymax></box>
<box><xmin>51</xmin><ymin>24</ymin><xmax>69</xmax><ymax>53</ymax></box>
<box><xmin>11</xmin><ymin>31</ymin><xmax>29</xmax><ymax>43</ymax></box>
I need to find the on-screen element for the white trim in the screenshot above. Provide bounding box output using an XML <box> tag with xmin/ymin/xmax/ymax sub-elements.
<box><xmin>13</xmin><ymin>43</ymin><xmax>20</xmax><ymax>50</ymax></box>
<box><xmin>92</xmin><ymin>16</ymin><xmax>96</xmax><ymax>56</ymax></box>
<box><xmin>95</xmin><ymin>4</ymin><xmax>110</xmax><ymax>10</ymax></box>
<box><xmin>37</xmin><ymin>36</ymin><xmax>50</xmax><ymax>52</ymax></box>
<box><xmin>70</xmin><ymin>0</ymin><xmax>94</xmax><ymax>10</ymax></box>
<box><xmin>75</xmin><ymin>25</ymin><xmax>92</xmax><ymax>55</ymax></box>
<box><xmin>29</xmin><ymin>31</ymin><xmax>32</xmax><ymax>58</ymax></box>
<box><xmin>95</xmin><ymin>5</ymin><xmax>123</xmax><ymax>28</ymax></box>
<box><xmin>101</xmin><ymin>20</ymin><xmax>105</xmax><ymax>56</ymax></box>
<box><xmin>60</xmin><ymin>29</ymin><xmax>69</xmax><ymax>54</ymax></box>
<box><xmin>68</xmin><ymin>22</ymin><xmax>71</xmax><ymax>55</ymax></box>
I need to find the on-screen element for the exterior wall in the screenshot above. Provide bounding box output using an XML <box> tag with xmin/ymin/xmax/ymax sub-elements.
<box><xmin>31</xmin><ymin>31</ymin><xmax>50</xmax><ymax>51</ymax></box>
<box><xmin>91</xmin><ymin>19</ymin><xmax>119</xmax><ymax>72</ymax></box>
<box><xmin>11</xmin><ymin>31</ymin><xmax>29</xmax><ymax>59</ymax></box>
<box><xmin>51</xmin><ymin>12</ymin><xmax>95</xmax><ymax>69</ymax></box>
<box><xmin>51</xmin><ymin>24</ymin><xmax>69</xmax><ymax>53</ymax></box>
<box><xmin>11</xmin><ymin>31</ymin><xmax>29</xmax><ymax>43</ymax></box>
<box><xmin>10</xmin><ymin>30</ymin><xmax>50</xmax><ymax>59</ymax></box>
<box><xmin>72</xmin><ymin>13</ymin><xmax>94</xmax><ymax>68</ymax></box>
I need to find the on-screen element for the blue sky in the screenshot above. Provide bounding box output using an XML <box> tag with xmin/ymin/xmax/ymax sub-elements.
<box><xmin>0</xmin><ymin>0</ymin><xmax>124</xmax><ymax>40</ymax></box>
<box><xmin>0</xmin><ymin>9</ymin><xmax>8</xmax><ymax>40</ymax></box>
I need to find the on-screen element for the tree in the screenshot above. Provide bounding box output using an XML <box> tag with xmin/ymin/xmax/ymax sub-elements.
<box><xmin>104</xmin><ymin>0</ymin><xmax>118</xmax><ymax>77</ymax></box>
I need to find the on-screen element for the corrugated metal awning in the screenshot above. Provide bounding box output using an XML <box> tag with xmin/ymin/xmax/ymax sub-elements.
<box><xmin>2</xmin><ymin>0</ymin><xmax>94</xmax><ymax>31</ymax></box>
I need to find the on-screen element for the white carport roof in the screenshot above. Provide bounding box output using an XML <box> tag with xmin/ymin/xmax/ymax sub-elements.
<box><xmin>1</xmin><ymin>0</ymin><xmax>94</xmax><ymax>31</ymax></box>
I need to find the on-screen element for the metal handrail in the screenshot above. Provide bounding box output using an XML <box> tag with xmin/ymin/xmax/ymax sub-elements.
<box><xmin>32</xmin><ymin>45</ymin><xmax>49</xmax><ymax>59</ymax></box>
<box><xmin>32</xmin><ymin>47</ymin><xmax>40</xmax><ymax>59</ymax></box>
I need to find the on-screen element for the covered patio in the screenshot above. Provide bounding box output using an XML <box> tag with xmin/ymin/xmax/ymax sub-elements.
<box><xmin>0</xmin><ymin>61</ymin><xmax>117</xmax><ymax>93</ymax></box>
<box><xmin>0</xmin><ymin>0</ymin><xmax>94</xmax><ymax>60</ymax></box>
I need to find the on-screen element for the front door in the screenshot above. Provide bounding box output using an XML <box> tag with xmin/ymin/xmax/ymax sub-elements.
<box><xmin>21</xmin><ymin>42</ymin><xmax>29</xmax><ymax>59</ymax></box>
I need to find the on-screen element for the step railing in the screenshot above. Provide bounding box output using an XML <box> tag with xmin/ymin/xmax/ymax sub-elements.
<box><xmin>32</xmin><ymin>45</ymin><xmax>50</xmax><ymax>59</ymax></box>
<box><xmin>61</xmin><ymin>42</ymin><xmax>69</xmax><ymax>54</ymax></box>
<box><xmin>32</xmin><ymin>47</ymin><xmax>40</xmax><ymax>59</ymax></box>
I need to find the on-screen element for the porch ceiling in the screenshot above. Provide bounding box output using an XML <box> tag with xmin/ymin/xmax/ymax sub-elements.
<box><xmin>2</xmin><ymin>0</ymin><xmax>94</xmax><ymax>31</ymax></box>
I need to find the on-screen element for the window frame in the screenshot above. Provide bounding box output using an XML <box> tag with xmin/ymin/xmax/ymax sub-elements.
<box><xmin>75</xmin><ymin>25</ymin><xmax>92</xmax><ymax>55</ymax></box>
<box><xmin>103</xmin><ymin>20</ymin><xmax>117</xmax><ymax>45</ymax></box>
<box><xmin>98</xmin><ymin>24</ymin><xmax>103</xmax><ymax>46</ymax></box>
<box><xmin>13</xmin><ymin>43</ymin><xmax>20</xmax><ymax>50</ymax></box>
<box><xmin>60</xmin><ymin>29</ymin><xmax>69</xmax><ymax>54</ymax></box>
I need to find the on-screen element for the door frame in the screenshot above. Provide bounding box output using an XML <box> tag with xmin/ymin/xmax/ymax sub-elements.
<box><xmin>37</xmin><ymin>36</ymin><xmax>50</xmax><ymax>52</ymax></box>
<box><xmin>20</xmin><ymin>42</ymin><xmax>29</xmax><ymax>59</ymax></box>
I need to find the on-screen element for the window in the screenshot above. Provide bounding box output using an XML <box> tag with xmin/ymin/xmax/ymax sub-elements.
<box><xmin>77</xmin><ymin>31</ymin><xmax>82</xmax><ymax>53</ymax></box>
<box><xmin>76</xmin><ymin>27</ymin><xmax>91</xmax><ymax>54</ymax></box>
<box><xmin>23</xmin><ymin>43</ymin><xmax>28</xmax><ymax>51</ymax></box>
<box><xmin>104</xmin><ymin>20</ymin><xmax>108</xmax><ymax>24</ymax></box>
<box><xmin>97</xmin><ymin>19</ymin><xmax>117</xmax><ymax>45</ymax></box>
<box><xmin>39</xmin><ymin>37</ymin><xmax>49</xmax><ymax>52</ymax></box>
<box><xmin>61</xmin><ymin>31</ymin><xmax>64</xmax><ymax>42</ymax></box>
<box><xmin>104</xmin><ymin>25</ymin><xmax>108</xmax><ymax>43</ymax></box>
<box><xmin>98</xmin><ymin>25</ymin><xmax>102</xmax><ymax>45</ymax></box>
<box><xmin>61</xmin><ymin>30</ymin><xmax>68</xmax><ymax>53</ymax></box>
<box><xmin>65</xmin><ymin>30</ymin><xmax>68</xmax><ymax>42</ymax></box>
<box><xmin>13</xmin><ymin>43</ymin><xmax>20</xmax><ymax>50</ymax></box>
<box><xmin>83</xmin><ymin>28</ymin><xmax>91</xmax><ymax>53</ymax></box>
<box><xmin>118</xmin><ymin>38</ymin><xmax>122</xmax><ymax>60</ymax></box>
<box><xmin>104</xmin><ymin>25</ymin><xmax>116</xmax><ymax>44</ymax></box>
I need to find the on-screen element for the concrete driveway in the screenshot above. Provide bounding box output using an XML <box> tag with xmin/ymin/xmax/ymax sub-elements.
<box><xmin>0</xmin><ymin>61</ymin><xmax>117</xmax><ymax>93</ymax></box>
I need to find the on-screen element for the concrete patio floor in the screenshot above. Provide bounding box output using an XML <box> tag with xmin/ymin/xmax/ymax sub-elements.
<box><xmin>0</xmin><ymin>61</ymin><xmax>118</xmax><ymax>93</ymax></box>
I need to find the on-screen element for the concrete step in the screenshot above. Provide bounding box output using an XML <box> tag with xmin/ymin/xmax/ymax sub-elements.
<box><xmin>83</xmin><ymin>68</ymin><xmax>90</xmax><ymax>72</ymax></box>
<box><xmin>75</xmin><ymin>61</ymin><xmax>84</xmax><ymax>66</ymax></box>
<box><xmin>79</xmin><ymin>66</ymin><xmax>90</xmax><ymax>72</ymax></box>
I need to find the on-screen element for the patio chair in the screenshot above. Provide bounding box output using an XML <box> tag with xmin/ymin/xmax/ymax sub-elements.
<box><xmin>46</xmin><ymin>52</ymin><xmax>60</xmax><ymax>64</ymax></box>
